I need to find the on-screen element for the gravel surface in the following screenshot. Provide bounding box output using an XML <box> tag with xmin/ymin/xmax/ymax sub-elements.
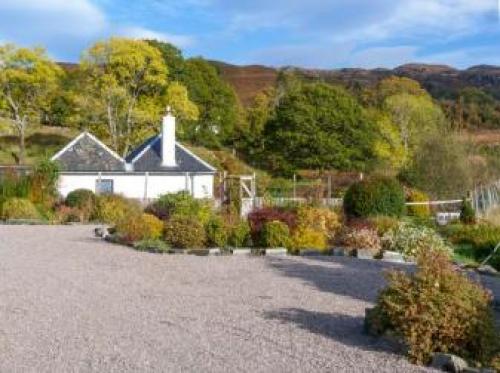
<box><xmin>0</xmin><ymin>225</ymin><xmax>439</xmax><ymax>372</ymax></box>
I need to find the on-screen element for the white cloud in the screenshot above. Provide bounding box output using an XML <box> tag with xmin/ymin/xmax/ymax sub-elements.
<box><xmin>0</xmin><ymin>0</ymin><xmax>106</xmax><ymax>38</ymax></box>
<box><xmin>117</xmin><ymin>26</ymin><xmax>195</xmax><ymax>48</ymax></box>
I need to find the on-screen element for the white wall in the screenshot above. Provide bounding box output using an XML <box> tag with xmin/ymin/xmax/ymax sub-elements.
<box><xmin>57</xmin><ymin>173</ymin><xmax>214</xmax><ymax>200</ymax></box>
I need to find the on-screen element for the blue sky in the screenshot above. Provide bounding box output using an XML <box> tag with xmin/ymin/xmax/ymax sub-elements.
<box><xmin>0</xmin><ymin>0</ymin><xmax>499</xmax><ymax>68</ymax></box>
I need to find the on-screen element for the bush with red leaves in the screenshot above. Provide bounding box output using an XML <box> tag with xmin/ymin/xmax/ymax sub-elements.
<box><xmin>247</xmin><ymin>207</ymin><xmax>297</xmax><ymax>242</ymax></box>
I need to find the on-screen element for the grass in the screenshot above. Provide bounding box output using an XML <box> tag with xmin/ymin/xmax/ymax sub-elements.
<box><xmin>0</xmin><ymin>126</ymin><xmax>78</xmax><ymax>165</ymax></box>
<box><xmin>452</xmin><ymin>243</ymin><xmax>481</xmax><ymax>267</ymax></box>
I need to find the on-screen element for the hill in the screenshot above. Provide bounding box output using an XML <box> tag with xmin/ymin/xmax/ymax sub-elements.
<box><xmin>211</xmin><ymin>62</ymin><xmax>500</xmax><ymax>105</ymax></box>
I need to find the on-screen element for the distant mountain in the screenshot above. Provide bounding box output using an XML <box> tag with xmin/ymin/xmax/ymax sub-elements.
<box><xmin>211</xmin><ymin>62</ymin><xmax>500</xmax><ymax>105</ymax></box>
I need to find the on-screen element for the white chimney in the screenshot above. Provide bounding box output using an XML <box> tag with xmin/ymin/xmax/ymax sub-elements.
<box><xmin>162</xmin><ymin>106</ymin><xmax>176</xmax><ymax>167</ymax></box>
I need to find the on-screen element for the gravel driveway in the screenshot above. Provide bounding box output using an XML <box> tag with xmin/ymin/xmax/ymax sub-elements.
<box><xmin>0</xmin><ymin>225</ymin><xmax>436</xmax><ymax>372</ymax></box>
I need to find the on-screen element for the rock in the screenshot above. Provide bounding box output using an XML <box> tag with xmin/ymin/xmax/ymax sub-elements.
<box><xmin>208</xmin><ymin>248</ymin><xmax>221</xmax><ymax>256</ymax></box>
<box><xmin>463</xmin><ymin>368</ymin><xmax>480</xmax><ymax>373</ymax></box>
<box><xmin>94</xmin><ymin>227</ymin><xmax>106</xmax><ymax>238</ymax></box>
<box><xmin>431</xmin><ymin>353</ymin><xmax>469</xmax><ymax>372</ymax></box>
<box><xmin>170</xmin><ymin>248</ymin><xmax>186</xmax><ymax>255</ymax></box>
<box><xmin>231</xmin><ymin>248</ymin><xmax>252</xmax><ymax>256</ymax></box>
<box><xmin>356</xmin><ymin>249</ymin><xmax>375</xmax><ymax>260</ymax></box>
<box><xmin>477</xmin><ymin>265</ymin><xmax>498</xmax><ymax>276</ymax></box>
<box><xmin>382</xmin><ymin>250</ymin><xmax>405</xmax><ymax>263</ymax></box>
<box><xmin>265</xmin><ymin>248</ymin><xmax>287</xmax><ymax>256</ymax></box>
<box><xmin>300</xmin><ymin>249</ymin><xmax>326</xmax><ymax>256</ymax></box>
<box><xmin>332</xmin><ymin>247</ymin><xmax>346</xmax><ymax>256</ymax></box>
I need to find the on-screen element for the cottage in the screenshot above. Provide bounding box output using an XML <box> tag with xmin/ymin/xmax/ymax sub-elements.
<box><xmin>51</xmin><ymin>109</ymin><xmax>216</xmax><ymax>200</ymax></box>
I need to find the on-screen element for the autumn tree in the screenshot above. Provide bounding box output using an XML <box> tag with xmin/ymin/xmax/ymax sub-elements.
<box><xmin>0</xmin><ymin>44</ymin><xmax>63</xmax><ymax>163</ymax></box>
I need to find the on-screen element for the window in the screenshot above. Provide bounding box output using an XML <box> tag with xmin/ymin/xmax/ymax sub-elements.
<box><xmin>96</xmin><ymin>179</ymin><xmax>114</xmax><ymax>195</ymax></box>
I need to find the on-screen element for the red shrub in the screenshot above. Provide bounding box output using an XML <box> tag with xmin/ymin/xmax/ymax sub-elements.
<box><xmin>248</xmin><ymin>207</ymin><xmax>297</xmax><ymax>241</ymax></box>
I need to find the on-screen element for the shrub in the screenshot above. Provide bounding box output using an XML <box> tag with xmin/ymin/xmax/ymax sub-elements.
<box><xmin>164</xmin><ymin>216</ymin><xmax>206</xmax><ymax>248</ymax></box>
<box><xmin>260</xmin><ymin>220</ymin><xmax>291</xmax><ymax>248</ymax></box>
<box><xmin>205</xmin><ymin>215</ymin><xmax>228</xmax><ymax>248</ymax></box>
<box><xmin>227</xmin><ymin>220</ymin><xmax>252</xmax><ymax>247</ymax></box>
<box><xmin>368</xmin><ymin>215</ymin><xmax>399</xmax><ymax>237</ymax></box>
<box><xmin>406</xmin><ymin>189</ymin><xmax>430</xmax><ymax>218</ymax></box>
<box><xmin>367</xmin><ymin>250</ymin><xmax>499</xmax><ymax>365</ymax></box>
<box><xmin>1</xmin><ymin>198</ymin><xmax>40</xmax><ymax>220</ymax></box>
<box><xmin>444</xmin><ymin>223</ymin><xmax>500</xmax><ymax>270</ymax></box>
<box><xmin>382</xmin><ymin>223</ymin><xmax>451</xmax><ymax>260</ymax></box>
<box><xmin>341</xmin><ymin>228</ymin><xmax>381</xmax><ymax>255</ymax></box>
<box><xmin>55</xmin><ymin>205</ymin><xmax>81</xmax><ymax>223</ymax></box>
<box><xmin>248</xmin><ymin>207</ymin><xmax>296</xmax><ymax>242</ymax></box>
<box><xmin>95</xmin><ymin>194</ymin><xmax>140</xmax><ymax>224</ymax></box>
<box><xmin>460</xmin><ymin>198</ymin><xmax>476</xmax><ymax>225</ymax></box>
<box><xmin>291</xmin><ymin>227</ymin><xmax>327</xmax><ymax>251</ymax></box>
<box><xmin>343</xmin><ymin>177</ymin><xmax>405</xmax><ymax>218</ymax></box>
<box><xmin>65</xmin><ymin>189</ymin><xmax>96</xmax><ymax>222</ymax></box>
<box><xmin>27</xmin><ymin>158</ymin><xmax>59</xmax><ymax>209</ymax></box>
<box><xmin>146</xmin><ymin>191</ymin><xmax>212</xmax><ymax>223</ymax></box>
<box><xmin>133</xmin><ymin>239</ymin><xmax>170</xmax><ymax>253</ymax></box>
<box><xmin>115</xmin><ymin>213</ymin><xmax>164</xmax><ymax>243</ymax></box>
<box><xmin>295</xmin><ymin>206</ymin><xmax>340</xmax><ymax>241</ymax></box>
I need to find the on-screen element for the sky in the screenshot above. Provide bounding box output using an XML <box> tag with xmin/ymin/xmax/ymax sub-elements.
<box><xmin>0</xmin><ymin>0</ymin><xmax>499</xmax><ymax>69</ymax></box>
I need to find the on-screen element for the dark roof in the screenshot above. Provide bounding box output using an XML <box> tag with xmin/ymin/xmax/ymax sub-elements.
<box><xmin>53</xmin><ymin>132</ymin><xmax>125</xmax><ymax>172</ymax></box>
<box><xmin>127</xmin><ymin>135</ymin><xmax>216</xmax><ymax>173</ymax></box>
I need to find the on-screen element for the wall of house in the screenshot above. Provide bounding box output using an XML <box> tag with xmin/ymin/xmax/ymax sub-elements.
<box><xmin>57</xmin><ymin>173</ymin><xmax>214</xmax><ymax>200</ymax></box>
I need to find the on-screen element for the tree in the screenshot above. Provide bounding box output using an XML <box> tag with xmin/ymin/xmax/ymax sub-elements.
<box><xmin>180</xmin><ymin>58</ymin><xmax>241</xmax><ymax>148</ymax></box>
<box><xmin>369</xmin><ymin>109</ymin><xmax>406</xmax><ymax>170</ymax></box>
<box><xmin>384</xmin><ymin>93</ymin><xmax>446</xmax><ymax>158</ymax></box>
<box><xmin>0</xmin><ymin>44</ymin><xmax>62</xmax><ymax>163</ymax></box>
<box><xmin>79</xmin><ymin>38</ymin><xmax>169</xmax><ymax>156</ymax></box>
<box><xmin>402</xmin><ymin>132</ymin><xmax>474</xmax><ymax>198</ymax></box>
<box><xmin>263</xmin><ymin>83</ymin><xmax>376</xmax><ymax>174</ymax></box>
<box><xmin>145</xmin><ymin>40</ymin><xmax>185</xmax><ymax>81</ymax></box>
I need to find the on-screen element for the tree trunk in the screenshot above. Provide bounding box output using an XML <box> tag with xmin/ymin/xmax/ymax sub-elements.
<box><xmin>19</xmin><ymin>128</ymin><xmax>25</xmax><ymax>165</ymax></box>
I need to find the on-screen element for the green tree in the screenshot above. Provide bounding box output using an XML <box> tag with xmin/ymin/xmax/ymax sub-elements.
<box><xmin>79</xmin><ymin>38</ymin><xmax>169</xmax><ymax>156</ymax></box>
<box><xmin>0</xmin><ymin>44</ymin><xmax>63</xmax><ymax>163</ymax></box>
<box><xmin>384</xmin><ymin>93</ymin><xmax>446</xmax><ymax>158</ymax></box>
<box><xmin>403</xmin><ymin>132</ymin><xmax>473</xmax><ymax>198</ymax></box>
<box><xmin>180</xmin><ymin>58</ymin><xmax>240</xmax><ymax>148</ymax></box>
<box><xmin>264</xmin><ymin>83</ymin><xmax>376</xmax><ymax>174</ymax></box>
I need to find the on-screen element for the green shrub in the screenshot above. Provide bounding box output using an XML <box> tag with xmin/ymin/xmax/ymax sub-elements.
<box><xmin>382</xmin><ymin>223</ymin><xmax>451</xmax><ymax>260</ymax></box>
<box><xmin>65</xmin><ymin>189</ymin><xmax>96</xmax><ymax>222</ymax></box>
<box><xmin>367</xmin><ymin>250</ymin><xmax>499</xmax><ymax>365</ymax></box>
<box><xmin>1</xmin><ymin>198</ymin><xmax>40</xmax><ymax>220</ymax></box>
<box><xmin>164</xmin><ymin>216</ymin><xmax>206</xmax><ymax>248</ymax></box>
<box><xmin>260</xmin><ymin>220</ymin><xmax>291</xmax><ymax>248</ymax></box>
<box><xmin>205</xmin><ymin>215</ymin><xmax>228</xmax><ymax>248</ymax></box>
<box><xmin>344</xmin><ymin>177</ymin><xmax>405</xmax><ymax>218</ymax></box>
<box><xmin>444</xmin><ymin>223</ymin><xmax>500</xmax><ymax>270</ymax></box>
<box><xmin>28</xmin><ymin>158</ymin><xmax>59</xmax><ymax>209</ymax></box>
<box><xmin>368</xmin><ymin>215</ymin><xmax>399</xmax><ymax>236</ymax></box>
<box><xmin>146</xmin><ymin>191</ymin><xmax>212</xmax><ymax>224</ymax></box>
<box><xmin>460</xmin><ymin>198</ymin><xmax>476</xmax><ymax>225</ymax></box>
<box><xmin>227</xmin><ymin>220</ymin><xmax>252</xmax><ymax>247</ymax></box>
<box><xmin>406</xmin><ymin>189</ymin><xmax>430</xmax><ymax>218</ymax></box>
<box><xmin>133</xmin><ymin>239</ymin><xmax>170</xmax><ymax>253</ymax></box>
<box><xmin>95</xmin><ymin>194</ymin><xmax>140</xmax><ymax>224</ymax></box>
<box><xmin>115</xmin><ymin>213</ymin><xmax>164</xmax><ymax>243</ymax></box>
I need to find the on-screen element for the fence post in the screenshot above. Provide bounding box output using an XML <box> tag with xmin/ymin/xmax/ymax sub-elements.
<box><xmin>293</xmin><ymin>174</ymin><xmax>297</xmax><ymax>200</ymax></box>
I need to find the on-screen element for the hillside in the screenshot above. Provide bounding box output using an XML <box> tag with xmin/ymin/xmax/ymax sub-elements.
<box><xmin>212</xmin><ymin>62</ymin><xmax>500</xmax><ymax>105</ymax></box>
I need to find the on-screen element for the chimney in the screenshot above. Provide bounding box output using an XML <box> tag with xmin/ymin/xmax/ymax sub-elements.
<box><xmin>162</xmin><ymin>106</ymin><xmax>176</xmax><ymax>167</ymax></box>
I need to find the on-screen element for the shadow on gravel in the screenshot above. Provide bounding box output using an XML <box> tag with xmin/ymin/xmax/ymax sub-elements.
<box><xmin>264</xmin><ymin>307</ymin><xmax>401</xmax><ymax>354</ymax></box>
<box><xmin>267</xmin><ymin>256</ymin><xmax>412</xmax><ymax>303</ymax></box>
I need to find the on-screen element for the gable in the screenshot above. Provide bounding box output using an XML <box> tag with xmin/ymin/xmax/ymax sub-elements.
<box><xmin>52</xmin><ymin>133</ymin><xmax>125</xmax><ymax>172</ymax></box>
